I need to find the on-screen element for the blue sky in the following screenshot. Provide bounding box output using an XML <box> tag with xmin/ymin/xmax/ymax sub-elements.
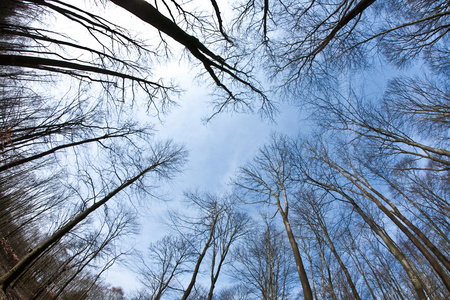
<box><xmin>34</xmin><ymin>0</ymin><xmax>412</xmax><ymax>294</ymax></box>
<box><xmin>36</xmin><ymin>0</ymin><xmax>302</xmax><ymax>292</ymax></box>
<box><xmin>103</xmin><ymin>60</ymin><xmax>305</xmax><ymax>292</ymax></box>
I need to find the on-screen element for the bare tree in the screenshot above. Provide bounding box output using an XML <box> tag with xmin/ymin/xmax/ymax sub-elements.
<box><xmin>0</xmin><ymin>140</ymin><xmax>187</xmax><ymax>292</ymax></box>
<box><xmin>205</xmin><ymin>198</ymin><xmax>250</xmax><ymax>300</ymax></box>
<box><xmin>2</xmin><ymin>0</ymin><xmax>273</xmax><ymax>117</ymax></box>
<box><xmin>232</xmin><ymin>0</ymin><xmax>449</xmax><ymax>93</ymax></box>
<box><xmin>235</xmin><ymin>134</ymin><xmax>313</xmax><ymax>300</ymax></box>
<box><xmin>292</xmin><ymin>134</ymin><xmax>434</xmax><ymax>299</ymax></box>
<box><xmin>303</xmin><ymin>76</ymin><xmax>450</xmax><ymax>290</ymax></box>
<box><xmin>230</xmin><ymin>218</ymin><xmax>297</xmax><ymax>300</ymax></box>
<box><xmin>293</xmin><ymin>188</ymin><xmax>362</xmax><ymax>300</ymax></box>
<box><xmin>137</xmin><ymin>236</ymin><xmax>192</xmax><ymax>299</ymax></box>
<box><xmin>162</xmin><ymin>192</ymin><xmax>247</xmax><ymax>300</ymax></box>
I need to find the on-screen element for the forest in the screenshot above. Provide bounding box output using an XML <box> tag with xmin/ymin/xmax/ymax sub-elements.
<box><xmin>0</xmin><ymin>0</ymin><xmax>448</xmax><ymax>299</ymax></box>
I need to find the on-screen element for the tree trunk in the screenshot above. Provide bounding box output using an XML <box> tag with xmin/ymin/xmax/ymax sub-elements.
<box><xmin>350</xmin><ymin>201</ymin><xmax>427</xmax><ymax>300</ymax></box>
<box><xmin>0</xmin><ymin>161</ymin><xmax>164</xmax><ymax>291</ymax></box>
<box><xmin>321</xmin><ymin>226</ymin><xmax>361</xmax><ymax>300</ymax></box>
<box><xmin>330</xmin><ymin>164</ymin><xmax>450</xmax><ymax>292</ymax></box>
<box><xmin>181</xmin><ymin>217</ymin><xmax>217</xmax><ymax>300</ymax></box>
<box><xmin>342</xmin><ymin>173</ymin><xmax>450</xmax><ymax>291</ymax></box>
<box><xmin>279</xmin><ymin>209</ymin><xmax>313</xmax><ymax>300</ymax></box>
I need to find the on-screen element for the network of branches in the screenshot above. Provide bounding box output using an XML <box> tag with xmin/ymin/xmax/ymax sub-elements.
<box><xmin>0</xmin><ymin>0</ymin><xmax>448</xmax><ymax>299</ymax></box>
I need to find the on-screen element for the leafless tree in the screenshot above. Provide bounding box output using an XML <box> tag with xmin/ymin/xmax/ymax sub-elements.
<box><xmin>293</xmin><ymin>188</ymin><xmax>362</xmax><ymax>300</ymax></box>
<box><xmin>230</xmin><ymin>218</ymin><xmax>297</xmax><ymax>300</ymax></box>
<box><xmin>137</xmin><ymin>236</ymin><xmax>192</xmax><ymax>299</ymax></box>
<box><xmin>0</xmin><ymin>140</ymin><xmax>187</xmax><ymax>292</ymax></box>
<box><xmin>162</xmin><ymin>192</ymin><xmax>248</xmax><ymax>300</ymax></box>
<box><xmin>235</xmin><ymin>134</ymin><xmax>313</xmax><ymax>300</ymax></box>
<box><xmin>2</xmin><ymin>0</ymin><xmax>273</xmax><ymax>117</ymax></box>
<box><xmin>292</xmin><ymin>134</ymin><xmax>442</xmax><ymax>299</ymax></box>
<box><xmin>232</xmin><ymin>0</ymin><xmax>449</xmax><ymax>95</ymax></box>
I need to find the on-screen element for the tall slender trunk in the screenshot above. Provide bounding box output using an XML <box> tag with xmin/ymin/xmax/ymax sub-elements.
<box><xmin>303</xmin><ymin>174</ymin><xmax>427</xmax><ymax>299</ymax></box>
<box><xmin>343</xmin><ymin>172</ymin><xmax>450</xmax><ymax>290</ymax></box>
<box><xmin>278</xmin><ymin>209</ymin><xmax>313</xmax><ymax>300</ymax></box>
<box><xmin>350</xmin><ymin>200</ymin><xmax>427</xmax><ymax>300</ymax></box>
<box><xmin>373</xmin><ymin>169</ymin><xmax>450</xmax><ymax>247</ymax></box>
<box><xmin>317</xmin><ymin>239</ymin><xmax>338</xmax><ymax>300</ymax></box>
<box><xmin>321</xmin><ymin>225</ymin><xmax>361</xmax><ymax>300</ymax></box>
<box><xmin>181</xmin><ymin>217</ymin><xmax>217</xmax><ymax>300</ymax></box>
<box><xmin>365</xmin><ymin>181</ymin><xmax>450</xmax><ymax>271</ymax></box>
<box><xmin>0</xmin><ymin>161</ymin><xmax>164</xmax><ymax>291</ymax></box>
<box><xmin>207</xmin><ymin>237</ymin><xmax>233</xmax><ymax>300</ymax></box>
<box><xmin>207</xmin><ymin>243</ymin><xmax>218</xmax><ymax>300</ymax></box>
<box><xmin>347</xmin><ymin>247</ymin><xmax>377</xmax><ymax>300</ymax></box>
<box><xmin>330</xmin><ymin>164</ymin><xmax>450</xmax><ymax>291</ymax></box>
<box><xmin>302</xmin><ymin>241</ymin><xmax>318</xmax><ymax>300</ymax></box>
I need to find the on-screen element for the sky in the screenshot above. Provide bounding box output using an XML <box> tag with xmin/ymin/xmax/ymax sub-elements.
<box><xmin>60</xmin><ymin>1</ymin><xmax>401</xmax><ymax>293</ymax></box>
<box><xmin>36</xmin><ymin>0</ymin><xmax>301</xmax><ymax>293</ymax></box>
<box><xmin>104</xmin><ymin>59</ymin><xmax>304</xmax><ymax>292</ymax></box>
<box><xmin>37</xmin><ymin>1</ymin><xmax>301</xmax><ymax>292</ymax></box>
<box><xmin>24</xmin><ymin>1</ymin><xmax>399</xmax><ymax>292</ymax></box>
<box><xmin>44</xmin><ymin>0</ymin><xmax>448</xmax><ymax>297</ymax></box>
<box><xmin>4</xmin><ymin>0</ymin><xmax>446</xmax><ymax>298</ymax></box>
<box><xmin>28</xmin><ymin>0</ymin><xmax>404</xmax><ymax>295</ymax></box>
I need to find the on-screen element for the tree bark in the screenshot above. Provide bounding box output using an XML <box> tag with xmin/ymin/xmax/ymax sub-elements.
<box><xmin>0</xmin><ymin>54</ymin><xmax>163</xmax><ymax>88</ymax></box>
